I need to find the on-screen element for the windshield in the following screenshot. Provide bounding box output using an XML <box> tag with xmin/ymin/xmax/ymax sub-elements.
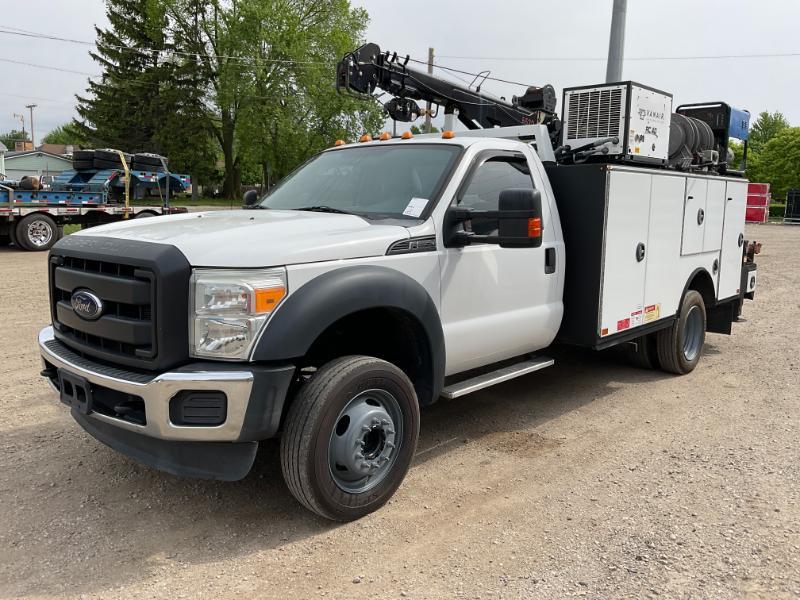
<box><xmin>259</xmin><ymin>144</ymin><xmax>461</xmax><ymax>219</ymax></box>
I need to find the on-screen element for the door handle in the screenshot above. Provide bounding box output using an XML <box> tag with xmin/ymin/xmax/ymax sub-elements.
<box><xmin>545</xmin><ymin>247</ymin><xmax>556</xmax><ymax>274</ymax></box>
<box><xmin>636</xmin><ymin>242</ymin><xmax>646</xmax><ymax>262</ymax></box>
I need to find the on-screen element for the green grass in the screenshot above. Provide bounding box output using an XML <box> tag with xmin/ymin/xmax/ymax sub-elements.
<box><xmin>63</xmin><ymin>224</ymin><xmax>81</xmax><ymax>235</ymax></box>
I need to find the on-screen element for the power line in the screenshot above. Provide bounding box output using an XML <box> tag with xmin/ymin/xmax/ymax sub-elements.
<box><xmin>0</xmin><ymin>28</ymin><xmax>334</xmax><ymax>67</ymax></box>
<box><xmin>0</xmin><ymin>57</ymin><xmax>96</xmax><ymax>76</ymax></box>
<box><xmin>437</xmin><ymin>52</ymin><xmax>800</xmax><ymax>62</ymax></box>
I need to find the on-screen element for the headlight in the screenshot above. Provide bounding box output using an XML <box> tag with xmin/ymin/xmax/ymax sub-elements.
<box><xmin>190</xmin><ymin>268</ymin><xmax>287</xmax><ymax>360</ymax></box>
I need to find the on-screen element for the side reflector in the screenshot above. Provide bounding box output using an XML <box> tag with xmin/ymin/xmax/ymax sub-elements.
<box><xmin>401</xmin><ymin>131</ymin><xmax>413</xmax><ymax>139</ymax></box>
<box><xmin>254</xmin><ymin>287</ymin><xmax>286</xmax><ymax>313</ymax></box>
<box><xmin>359</xmin><ymin>134</ymin><xmax>372</xmax><ymax>143</ymax></box>
<box><xmin>528</xmin><ymin>217</ymin><xmax>542</xmax><ymax>238</ymax></box>
<box><xmin>334</xmin><ymin>139</ymin><xmax>345</xmax><ymax>147</ymax></box>
<box><xmin>379</xmin><ymin>132</ymin><xmax>391</xmax><ymax>141</ymax></box>
<box><xmin>442</xmin><ymin>130</ymin><xmax>455</xmax><ymax>139</ymax></box>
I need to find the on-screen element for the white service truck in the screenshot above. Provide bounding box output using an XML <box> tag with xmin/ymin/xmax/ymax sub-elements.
<box><xmin>38</xmin><ymin>46</ymin><xmax>758</xmax><ymax>521</ymax></box>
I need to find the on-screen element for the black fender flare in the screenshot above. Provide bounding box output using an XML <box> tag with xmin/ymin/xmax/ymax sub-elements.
<box><xmin>252</xmin><ymin>265</ymin><xmax>445</xmax><ymax>402</ymax></box>
<box><xmin>682</xmin><ymin>267</ymin><xmax>716</xmax><ymax>312</ymax></box>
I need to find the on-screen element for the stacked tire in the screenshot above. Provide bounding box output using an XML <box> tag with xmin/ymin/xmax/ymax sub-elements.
<box><xmin>131</xmin><ymin>153</ymin><xmax>167</xmax><ymax>172</ymax></box>
<box><xmin>94</xmin><ymin>149</ymin><xmax>132</xmax><ymax>170</ymax></box>
<box><xmin>72</xmin><ymin>149</ymin><xmax>95</xmax><ymax>171</ymax></box>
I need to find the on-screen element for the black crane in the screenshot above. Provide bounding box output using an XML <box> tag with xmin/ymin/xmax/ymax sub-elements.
<box><xmin>336</xmin><ymin>43</ymin><xmax>562</xmax><ymax>145</ymax></box>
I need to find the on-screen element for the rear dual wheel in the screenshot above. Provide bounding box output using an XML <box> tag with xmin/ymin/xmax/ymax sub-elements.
<box><xmin>625</xmin><ymin>290</ymin><xmax>706</xmax><ymax>375</ymax></box>
<box><xmin>280</xmin><ymin>356</ymin><xmax>420</xmax><ymax>521</ymax></box>
<box><xmin>656</xmin><ymin>290</ymin><xmax>706</xmax><ymax>374</ymax></box>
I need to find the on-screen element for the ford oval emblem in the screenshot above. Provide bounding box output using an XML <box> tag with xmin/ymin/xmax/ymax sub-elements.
<box><xmin>71</xmin><ymin>289</ymin><xmax>104</xmax><ymax>321</ymax></box>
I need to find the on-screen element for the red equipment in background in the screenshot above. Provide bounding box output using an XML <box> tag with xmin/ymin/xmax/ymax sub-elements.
<box><xmin>746</xmin><ymin>182</ymin><xmax>770</xmax><ymax>223</ymax></box>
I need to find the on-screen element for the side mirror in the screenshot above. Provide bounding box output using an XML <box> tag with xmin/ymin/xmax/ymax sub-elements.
<box><xmin>243</xmin><ymin>189</ymin><xmax>259</xmax><ymax>207</ymax></box>
<box><xmin>497</xmin><ymin>188</ymin><xmax>543</xmax><ymax>248</ymax></box>
<box><xmin>444</xmin><ymin>188</ymin><xmax>544</xmax><ymax>248</ymax></box>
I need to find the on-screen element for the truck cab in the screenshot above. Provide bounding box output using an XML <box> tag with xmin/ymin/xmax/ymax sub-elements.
<box><xmin>38</xmin><ymin>129</ymin><xmax>756</xmax><ymax>521</ymax></box>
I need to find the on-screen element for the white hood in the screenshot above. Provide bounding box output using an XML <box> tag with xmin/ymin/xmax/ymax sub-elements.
<box><xmin>75</xmin><ymin>210</ymin><xmax>410</xmax><ymax>267</ymax></box>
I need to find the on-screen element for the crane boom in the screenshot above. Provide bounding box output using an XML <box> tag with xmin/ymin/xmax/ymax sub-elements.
<box><xmin>336</xmin><ymin>43</ymin><xmax>561</xmax><ymax>143</ymax></box>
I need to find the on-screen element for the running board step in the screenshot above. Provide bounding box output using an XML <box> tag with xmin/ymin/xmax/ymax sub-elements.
<box><xmin>440</xmin><ymin>356</ymin><xmax>554</xmax><ymax>400</ymax></box>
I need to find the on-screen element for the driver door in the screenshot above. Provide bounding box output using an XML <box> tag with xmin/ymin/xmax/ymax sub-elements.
<box><xmin>438</xmin><ymin>150</ymin><xmax>561</xmax><ymax>375</ymax></box>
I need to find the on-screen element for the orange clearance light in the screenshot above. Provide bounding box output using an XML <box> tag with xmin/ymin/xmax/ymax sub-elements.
<box><xmin>359</xmin><ymin>134</ymin><xmax>372</xmax><ymax>143</ymax></box>
<box><xmin>255</xmin><ymin>287</ymin><xmax>286</xmax><ymax>313</ymax></box>
<box><xmin>379</xmin><ymin>132</ymin><xmax>392</xmax><ymax>141</ymax></box>
<box><xmin>442</xmin><ymin>130</ymin><xmax>455</xmax><ymax>139</ymax></box>
<box><xmin>528</xmin><ymin>217</ymin><xmax>542</xmax><ymax>238</ymax></box>
<box><xmin>401</xmin><ymin>131</ymin><xmax>413</xmax><ymax>139</ymax></box>
<box><xmin>334</xmin><ymin>139</ymin><xmax>345</xmax><ymax>147</ymax></box>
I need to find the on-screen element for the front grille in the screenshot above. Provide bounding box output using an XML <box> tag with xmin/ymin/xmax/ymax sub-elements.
<box><xmin>49</xmin><ymin>235</ymin><xmax>191</xmax><ymax>372</ymax></box>
<box><xmin>50</xmin><ymin>256</ymin><xmax>157</xmax><ymax>363</ymax></box>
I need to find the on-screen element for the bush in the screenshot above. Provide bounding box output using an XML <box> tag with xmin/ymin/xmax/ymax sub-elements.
<box><xmin>769</xmin><ymin>204</ymin><xmax>787</xmax><ymax>218</ymax></box>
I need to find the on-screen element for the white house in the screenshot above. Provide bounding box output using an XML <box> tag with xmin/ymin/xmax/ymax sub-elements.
<box><xmin>0</xmin><ymin>141</ymin><xmax>7</xmax><ymax>178</ymax></box>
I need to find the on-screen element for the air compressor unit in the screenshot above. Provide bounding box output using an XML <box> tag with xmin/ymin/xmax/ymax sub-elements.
<box><xmin>562</xmin><ymin>81</ymin><xmax>673</xmax><ymax>165</ymax></box>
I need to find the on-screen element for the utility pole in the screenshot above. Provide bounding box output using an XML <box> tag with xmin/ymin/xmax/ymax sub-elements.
<box><xmin>25</xmin><ymin>104</ymin><xmax>37</xmax><ymax>148</ymax></box>
<box><xmin>425</xmin><ymin>47</ymin><xmax>434</xmax><ymax>133</ymax></box>
<box><xmin>605</xmin><ymin>0</ymin><xmax>627</xmax><ymax>82</ymax></box>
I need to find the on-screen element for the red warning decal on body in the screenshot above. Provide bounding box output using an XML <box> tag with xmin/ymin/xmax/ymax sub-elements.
<box><xmin>617</xmin><ymin>318</ymin><xmax>631</xmax><ymax>331</ymax></box>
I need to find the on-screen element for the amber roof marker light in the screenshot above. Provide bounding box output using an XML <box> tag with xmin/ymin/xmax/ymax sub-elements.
<box><xmin>442</xmin><ymin>130</ymin><xmax>456</xmax><ymax>139</ymax></box>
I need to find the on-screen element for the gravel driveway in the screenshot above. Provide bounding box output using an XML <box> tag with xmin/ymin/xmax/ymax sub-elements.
<box><xmin>1</xmin><ymin>224</ymin><xmax>797</xmax><ymax>600</ymax></box>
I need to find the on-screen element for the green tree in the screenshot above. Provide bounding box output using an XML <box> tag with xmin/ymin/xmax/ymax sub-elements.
<box><xmin>748</xmin><ymin>111</ymin><xmax>789</xmax><ymax>155</ymax></box>
<box><xmin>753</xmin><ymin>127</ymin><xmax>800</xmax><ymax>200</ymax></box>
<box><xmin>75</xmin><ymin>0</ymin><xmax>173</xmax><ymax>152</ymax></box>
<box><xmin>410</xmin><ymin>124</ymin><xmax>439</xmax><ymax>135</ymax></box>
<box><xmin>42</xmin><ymin>122</ymin><xmax>84</xmax><ymax>146</ymax></box>
<box><xmin>235</xmin><ymin>0</ymin><xmax>384</xmax><ymax>188</ymax></box>
<box><xmin>0</xmin><ymin>129</ymin><xmax>27</xmax><ymax>149</ymax></box>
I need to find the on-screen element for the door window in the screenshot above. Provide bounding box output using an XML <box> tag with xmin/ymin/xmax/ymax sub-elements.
<box><xmin>458</xmin><ymin>156</ymin><xmax>535</xmax><ymax>211</ymax></box>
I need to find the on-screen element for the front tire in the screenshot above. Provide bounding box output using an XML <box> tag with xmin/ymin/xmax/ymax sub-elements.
<box><xmin>280</xmin><ymin>356</ymin><xmax>420</xmax><ymax>521</ymax></box>
<box><xmin>656</xmin><ymin>290</ymin><xmax>706</xmax><ymax>374</ymax></box>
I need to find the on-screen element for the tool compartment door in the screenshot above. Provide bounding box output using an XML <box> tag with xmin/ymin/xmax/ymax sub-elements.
<box><xmin>643</xmin><ymin>174</ymin><xmax>685</xmax><ymax>322</ymax></box>
<box><xmin>681</xmin><ymin>178</ymin><xmax>707</xmax><ymax>255</ymax></box>
<box><xmin>599</xmin><ymin>170</ymin><xmax>651</xmax><ymax>336</ymax></box>
<box><xmin>718</xmin><ymin>180</ymin><xmax>748</xmax><ymax>300</ymax></box>
<box><xmin>703</xmin><ymin>178</ymin><xmax>726</xmax><ymax>253</ymax></box>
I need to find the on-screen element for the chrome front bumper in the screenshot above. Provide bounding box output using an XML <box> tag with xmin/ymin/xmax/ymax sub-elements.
<box><xmin>39</xmin><ymin>326</ymin><xmax>254</xmax><ymax>442</ymax></box>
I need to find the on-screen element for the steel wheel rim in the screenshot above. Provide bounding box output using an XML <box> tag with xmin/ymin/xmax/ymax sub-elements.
<box><xmin>682</xmin><ymin>305</ymin><xmax>703</xmax><ymax>362</ymax></box>
<box><xmin>328</xmin><ymin>389</ymin><xmax>403</xmax><ymax>494</ymax></box>
<box><xmin>27</xmin><ymin>220</ymin><xmax>53</xmax><ymax>247</ymax></box>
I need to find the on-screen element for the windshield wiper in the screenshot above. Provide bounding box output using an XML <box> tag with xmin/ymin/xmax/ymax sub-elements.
<box><xmin>294</xmin><ymin>205</ymin><xmax>353</xmax><ymax>215</ymax></box>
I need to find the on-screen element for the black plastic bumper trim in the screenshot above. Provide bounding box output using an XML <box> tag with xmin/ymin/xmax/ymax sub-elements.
<box><xmin>72</xmin><ymin>410</ymin><xmax>258</xmax><ymax>481</ymax></box>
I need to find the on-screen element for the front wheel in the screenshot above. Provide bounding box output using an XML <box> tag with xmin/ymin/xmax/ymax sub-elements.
<box><xmin>15</xmin><ymin>213</ymin><xmax>59</xmax><ymax>251</ymax></box>
<box><xmin>656</xmin><ymin>290</ymin><xmax>707</xmax><ymax>374</ymax></box>
<box><xmin>280</xmin><ymin>356</ymin><xmax>420</xmax><ymax>521</ymax></box>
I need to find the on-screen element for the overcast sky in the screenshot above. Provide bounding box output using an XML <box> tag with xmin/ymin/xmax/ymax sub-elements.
<box><xmin>1</xmin><ymin>0</ymin><xmax>799</xmax><ymax>141</ymax></box>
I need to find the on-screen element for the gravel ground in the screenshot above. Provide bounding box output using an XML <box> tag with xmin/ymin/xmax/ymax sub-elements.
<box><xmin>0</xmin><ymin>224</ymin><xmax>797</xmax><ymax>600</ymax></box>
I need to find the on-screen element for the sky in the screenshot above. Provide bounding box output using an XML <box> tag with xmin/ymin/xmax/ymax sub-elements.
<box><xmin>1</xmin><ymin>0</ymin><xmax>799</xmax><ymax>142</ymax></box>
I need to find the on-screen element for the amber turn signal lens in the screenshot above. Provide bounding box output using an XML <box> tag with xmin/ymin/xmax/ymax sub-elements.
<box><xmin>254</xmin><ymin>287</ymin><xmax>286</xmax><ymax>313</ymax></box>
<box><xmin>359</xmin><ymin>134</ymin><xmax>372</xmax><ymax>143</ymax></box>
<box><xmin>441</xmin><ymin>130</ymin><xmax>455</xmax><ymax>139</ymax></box>
<box><xmin>528</xmin><ymin>217</ymin><xmax>542</xmax><ymax>238</ymax></box>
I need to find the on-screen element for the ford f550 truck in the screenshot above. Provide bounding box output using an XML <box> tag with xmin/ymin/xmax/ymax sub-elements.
<box><xmin>38</xmin><ymin>46</ymin><xmax>758</xmax><ymax>520</ymax></box>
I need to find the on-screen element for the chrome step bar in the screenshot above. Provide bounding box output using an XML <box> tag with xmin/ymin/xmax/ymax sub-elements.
<box><xmin>440</xmin><ymin>356</ymin><xmax>554</xmax><ymax>400</ymax></box>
